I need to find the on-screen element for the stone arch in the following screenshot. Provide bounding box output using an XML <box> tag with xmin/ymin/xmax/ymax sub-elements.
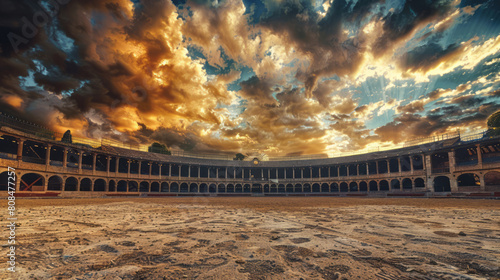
<box><xmin>303</xmin><ymin>183</ymin><xmax>311</xmax><ymax>193</ymax></box>
<box><xmin>243</xmin><ymin>184</ymin><xmax>251</xmax><ymax>193</ymax></box>
<box><xmin>128</xmin><ymin>181</ymin><xmax>138</xmax><ymax>192</ymax></box>
<box><xmin>457</xmin><ymin>173</ymin><xmax>480</xmax><ymax>187</ymax></box>
<box><xmin>414</xmin><ymin>178</ymin><xmax>425</xmax><ymax>188</ymax></box>
<box><xmin>359</xmin><ymin>181</ymin><xmax>367</xmax><ymax>192</ymax></box>
<box><xmin>47</xmin><ymin>175</ymin><xmax>63</xmax><ymax>191</ymax></box>
<box><xmin>369</xmin><ymin>180</ymin><xmax>378</xmax><ymax>191</ymax></box>
<box><xmin>278</xmin><ymin>184</ymin><xmax>285</xmax><ymax>192</ymax></box>
<box><xmin>117</xmin><ymin>180</ymin><xmax>127</xmax><ymax>192</ymax></box>
<box><xmin>379</xmin><ymin>180</ymin><xmax>389</xmax><ymax>191</ymax></box>
<box><xmin>434</xmin><ymin>176</ymin><xmax>451</xmax><ymax>192</ymax></box>
<box><xmin>94</xmin><ymin>179</ymin><xmax>106</xmax><ymax>192</ymax></box>
<box><xmin>209</xmin><ymin>183</ymin><xmax>216</xmax><ymax>193</ymax></box>
<box><xmin>65</xmin><ymin>177</ymin><xmax>78</xmax><ymax>191</ymax></box>
<box><xmin>161</xmin><ymin>182</ymin><xmax>169</xmax><ymax>192</ymax></box>
<box><xmin>170</xmin><ymin>182</ymin><xmax>179</xmax><ymax>192</ymax></box>
<box><xmin>199</xmin><ymin>183</ymin><xmax>208</xmax><ymax>193</ymax></box>
<box><xmin>218</xmin><ymin>184</ymin><xmax>226</xmax><ymax>193</ymax></box>
<box><xmin>263</xmin><ymin>184</ymin><xmax>270</xmax><ymax>193</ymax></box>
<box><xmin>321</xmin><ymin>183</ymin><xmax>329</xmax><ymax>192</ymax></box>
<box><xmin>270</xmin><ymin>184</ymin><xmax>277</xmax><ymax>192</ymax></box>
<box><xmin>109</xmin><ymin>180</ymin><xmax>116</xmax><ymax>192</ymax></box>
<box><xmin>485</xmin><ymin>171</ymin><xmax>500</xmax><ymax>186</ymax></box>
<box><xmin>190</xmin><ymin>183</ymin><xmax>198</xmax><ymax>192</ymax></box>
<box><xmin>312</xmin><ymin>183</ymin><xmax>321</xmax><ymax>192</ymax></box>
<box><xmin>340</xmin><ymin>182</ymin><xmax>348</xmax><ymax>192</ymax></box>
<box><xmin>180</xmin><ymin>182</ymin><xmax>189</xmax><ymax>192</ymax></box>
<box><xmin>179</xmin><ymin>182</ymin><xmax>189</xmax><ymax>192</ymax></box>
<box><xmin>80</xmin><ymin>178</ymin><xmax>92</xmax><ymax>192</ymax></box>
<box><xmin>235</xmin><ymin>184</ymin><xmax>242</xmax><ymax>193</ymax></box>
<box><xmin>390</xmin><ymin>179</ymin><xmax>400</xmax><ymax>190</ymax></box>
<box><xmin>292</xmin><ymin>184</ymin><xmax>301</xmax><ymax>193</ymax></box>
<box><xmin>140</xmin><ymin>181</ymin><xmax>149</xmax><ymax>192</ymax></box>
<box><xmin>286</xmin><ymin>184</ymin><xmax>294</xmax><ymax>193</ymax></box>
<box><xmin>227</xmin><ymin>184</ymin><xmax>235</xmax><ymax>193</ymax></box>
<box><xmin>20</xmin><ymin>173</ymin><xmax>44</xmax><ymax>191</ymax></box>
<box><xmin>151</xmin><ymin>182</ymin><xmax>160</xmax><ymax>192</ymax></box>
<box><xmin>349</xmin><ymin>182</ymin><xmax>358</xmax><ymax>192</ymax></box>
<box><xmin>330</xmin><ymin>182</ymin><xmax>339</xmax><ymax>192</ymax></box>
<box><xmin>402</xmin><ymin>178</ymin><xmax>412</xmax><ymax>189</ymax></box>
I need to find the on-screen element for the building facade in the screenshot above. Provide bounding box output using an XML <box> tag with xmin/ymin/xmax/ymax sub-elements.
<box><xmin>1</xmin><ymin>125</ymin><xmax>500</xmax><ymax>197</ymax></box>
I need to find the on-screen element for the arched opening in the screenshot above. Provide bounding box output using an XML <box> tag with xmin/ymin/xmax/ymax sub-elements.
<box><xmin>128</xmin><ymin>181</ymin><xmax>138</xmax><ymax>192</ymax></box>
<box><xmin>359</xmin><ymin>181</ymin><xmax>367</xmax><ymax>192</ymax></box>
<box><xmin>140</xmin><ymin>181</ymin><xmax>149</xmax><ymax>192</ymax></box>
<box><xmin>65</xmin><ymin>177</ymin><xmax>78</xmax><ymax>191</ymax></box>
<box><xmin>485</xmin><ymin>171</ymin><xmax>500</xmax><ymax>186</ymax></box>
<box><xmin>340</xmin><ymin>182</ymin><xmax>348</xmax><ymax>192</ymax></box>
<box><xmin>251</xmin><ymin>184</ymin><xmax>261</xmax><ymax>193</ymax></box>
<box><xmin>170</xmin><ymin>182</ymin><xmax>179</xmax><ymax>192</ymax></box>
<box><xmin>80</xmin><ymin>178</ymin><xmax>92</xmax><ymax>192</ymax></box>
<box><xmin>312</xmin><ymin>183</ymin><xmax>320</xmax><ymax>192</ymax></box>
<box><xmin>243</xmin><ymin>184</ymin><xmax>251</xmax><ymax>193</ymax></box>
<box><xmin>218</xmin><ymin>184</ymin><xmax>226</xmax><ymax>193</ymax></box>
<box><xmin>94</xmin><ymin>179</ymin><xmax>106</xmax><ymax>192</ymax></box>
<box><xmin>235</xmin><ymin>184</ymin><xmax>242</xmax><ymax>193</ymax></box>
<box><xmin>278</xmin><ymin>184</ymin><xmax>285</xmax><ymax>193</ymax></box>
<box><xmin>330</xmin><ymin>183</ymin><xmax>339</xmax><ymax>192</ymax></box>
<box><xmin>161</xmin><ymin>182</ymin><xmax>169</xmax><ymax>192</ymax></box>
<box><xmin>117</xmin><ymin>180</ymin><xmax>127</xmax><ymax>192</ymax></box>
<box><xmin>321</xmin><ymin>183</ymin><xmax>329</xmax><ymax>192</ymax></box>
<box><xmin>457</xmin><ymin>173</ymin><xmax>480</xmax><ymax>187</ymax></box>
<box><xmin>109</xmin><ymin>180</ymin><xmax>116</xmax><ymax>192</ymax></box>
<box><xmin>20</xmin><ymin>173</ymin><xmax>44</xmax><ymax>191</ymax></box>
<box><xmin>270</xmin><ymin>184</ymin><xmax>277</xmax><ymax>192</ymax></box>
<box><xmin>227</xmin><ymin>184</ymin><xmax>234</xmax><ymax>193</ymax></box>
<box><xmin>190</xmin><ymin>183</ymin><xmax>198</xmax><ymax>192</ymax></box>
<box><xmin>303</xmin><ymin>183</ymin><xmax>311</xmax><ymax>193</ymax></box>
<box><xmin>199</xmin><ymin>183</ymin><xmax>208</xmax><ymax>193</ymax></box>
<box><xmin>0</xmin><ymin>172</ymin><xmax>9</xmax><ymax>191</ymax></box>
<box><xmin>402</xmin><ymin>178</ymin><xmax>412</xmax><ymax>189</ymax></box>
<box><xmin>286</xmin><ymin>184</ymin><xmax>294</xmax><ymax>193</ymax></box>
<box><xmin>390</xmin><ymin>179</ymin><xmax>400</xmax><ymax>190</ymax></box>
<box><xmin>47</xmin><ymin>176</ymin><xmax>63</xmax><ymax>191</ymax></box>
<box><xmin>180</xmin><ymin>183</ymin><xmax>189</xmax><ymax>192</ymax></box>
<box><xmin>369</xmin><ymin>180</ymin><xmax>378</xmax><ymax>191</ymax></box>
<box><xmin>349</xmin><ymin>182</ymin><xmax>358</xmax><ymax>192</ymax></box>
<box><xmin>263</xmin><ymin>184</ymin><xmax>269</xmax><ymax>192</ymax></box>
<box><xmin>151</xmin><ymin>182</ymin><xmax>160</xmax><ymax>192</ymax></box>
<box><xmin>434</xmin><ymin>176</ymin><xmax>451</xmax><ymax>192</ymax></box>
<box><xmin>209</xmin><ymin>184</ymin><xmax>216</xmax><ymax>193</ymax></box>
<box><xmin>379</xmin><ymin>180</ymin><xmax>389</xmax><ymax>191</ymax></box>
<box><xmin>415</xmin><ymin>178</ymin><xmax>425</xmax><ymax>188</ymax></box>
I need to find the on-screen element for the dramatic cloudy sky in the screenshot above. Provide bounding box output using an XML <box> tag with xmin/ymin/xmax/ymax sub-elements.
<box><xmin>1</xmin><ymin>0</ymin><xmax>499</xmax><ymax>156</ymax></box>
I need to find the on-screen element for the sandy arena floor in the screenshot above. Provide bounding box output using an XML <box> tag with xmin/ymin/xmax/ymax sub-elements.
<box><xmin>1</xmin><ymin>197</ymin><xmax>499</xmax><ymax>280</ymax></box>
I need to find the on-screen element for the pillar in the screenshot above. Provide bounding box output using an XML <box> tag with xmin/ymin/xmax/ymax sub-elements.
<box><xmin>479</xmin><ymin>173</ymin><xmax>486</xmax><ymax>191</ymax></box>
<box><xmin>366</xmin><ymin>163</ymin><xmax>369</xmax><ymax>176</ymax></box>
<box><xmin>200</xmin><ymin>166</ymin><xmax>202</xmax><ymax>179</ymax></box>
<box><xmin>78</xmin><ymin>151</ymin><xmax>83</xmax><ymax>172</ymax></box>
<box><xmin>149</xmin><ymin>162</ymin><xmax>152</xmax><ymax>177</ymax></box>
<box><xmin>375</xmin><ymin>161</ymin><xmax>379</xmax><ymax>174</ymax></box>
<box><xmin>159</xmin><ymin>164</ymin><xmax>163</xmax><ymax>179</ymax></box>
<box><xmin>448</xmin><ymin>149</ymin><xmax>456</xmax><ymax>174</ymax></box>
<box><xmin>106</xmin><ymin>156</ymin><xmax>110</xmax><ymax>173</ymax></box>
<box><xmin>63</xmin><ymin>147</ymin><xmax>68</xmax><ymax>168</ymax></box>
<box><xmin>398</xmin><ymin>158</ymin><xmax>401</xmax><ymax>174</ymax></box>
<box><xmin>410</xmin><ymin>156</ymin><xmax>414</xmax><ymax>175</ymax></box>
<box><xmin>92</xmin><ymin>153</ymin><xmax>97</xmax><ymax>172</ymax></box>
<box><xmin>292</xmin><ymin>168</ymin><xmax>295</xmax><ymax>179</ymax></box>
<box><xmin>138</xmin><ymin>161</ymin><xmax>142</xmax><ymax>175</ymax></box>
<box><xmin>17</xmin><ymin>139</ymin><xmax>24</xmax><ymax>160</ymax></box>
<box><xmin>178</xmin><ymin>165</ymin><xmax>181</xmax><ymax>180</ymax></box>
<box><xmin>127</xmin><ymin>160</ymin><xmax>131</xmax><ymax>175</ymax></box>
<box><xmin>424</xmin><ymin>154</ymin><xmax>433</xmax><ymax>191</ymax></box>
<box><xmin>45</xmin><ymin>144</ymin><xmax>51</xmax><ymax>165</ymax></box>
<box><xmin>476</xmin><ymin>145</ymin><xmax>483</xmax><ymax>169</ymax></box>
<box><xmin>115</xmin><ymin>157</ymin><xmax>120</xmax><ymax>175</ymax></box>
<box><xmin>169</xmin><ymin>164</ymin><xmax>171</xmax><ymax>177</ymax></box>
<box><xmin>188</xmin><ymin>165</ymin><xmax>191</xmax><ymax>178</ymax></box>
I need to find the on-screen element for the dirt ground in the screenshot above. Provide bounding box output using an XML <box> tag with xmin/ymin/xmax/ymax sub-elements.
<box><xmin>1</xmin><ymin>197</ymin><xmax>499</xmax><ymax>280</ymax></box>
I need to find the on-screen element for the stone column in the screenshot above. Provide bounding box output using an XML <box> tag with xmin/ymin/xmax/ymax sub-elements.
<box><xmin>366</xmin><ymin>163</ymin><xmax>369</xmax><ymax>176</ymax></box>
<box><xmin>328</xmin><ymin>167</ymin><xmax>331</xmax><ymax>177</ymax></box>
<box><xmin>398</xmin><ymin>158</ymin><xmax>401</xmax><ymax>174</ymax></box>
<box><xmin>448</xmin><ymin>149</ymin><xmax>456</xmax><ymax>174</ymax></box>
<box><xmin>92</xmin><ymin>153</ymin><xmax>97</xmax><ymax>172</ymax></box>
<box><xmin>45</xmin><ymin>144</ymin><xmax>52</xmax><ymax>165</ymax></box>
<box><xmin>356</xmin><ymin>165</ymin><xmax>359</xmax><ymax>177</ymax></box>
<box><xmin>115</xmin><ymin>157</ymin><xmax>120</xmax><ymax>176</ymax></box>
<box><xmin>346</xmin><ymin>166</ymin><xmax>349</xmax><ymax>177</ymax></box>
<box><xmin>138</xmin><ymin>161</ymin><xmax>142</xmax><ymax>176</ymax></box>
<box><xmin>78</xmin><ymin>151</ymin><xmax>83</xmax><ymax>173</ymax></box>
<box><xmin>476</xmin><ymin>145</ymin><xmax>483</xmax><ymax>169</ymax></box>
<box><xmin>17</xmin><ymin>139</ymin><xmax>24</xmax><ymax>160</ymax></box>
<box><xmin>301</xmin><ymin>168</ymin><xmax>303</xmax><ymax>179</ymax></box>
<box><xmin>149</xmin><ymin>162</ymin><xmax>152</xmax><ymax>178</ymax></box>
<box><xmin>159</xmin><ymin>164</ymin><xmax>163</xmax><ymax>179</ymax></box>
<box><xmin>178</xmin><ymin>165</ymin><xmax>181</xmax><ymax>180</ymax></box>
<box><xmin>200</xmin><ymin>166</ymin><xmax>202</xmax><ymax>179</ymax></box>
<box><xmin>63</xmin><ymin>147</ymin><xmax>68</xmax><ymax>168</ymax></box>
<box><xmin>375</xmin><ymin>161</ymin><xmax>379</xmax><ymax>174</ymax></box>
<box><xmin>410</xmin><ymin>156</ymin><xmax>414</xmax><ymax>175</ymax></box>
<box><xmin>225</xmin><ymin>167</ymin><xmax>227</xmax><ymax>179</ymax></box>
<box><xmin>169</xmin><ymin>164</ymin><xmax>171</xmax><ymax>177</ymax></box>
<box><xmin>188</xmin><ymin>165</ymin><xmax>191</xmax><ymax>178</ymax></box>
<box><xmin>292</xmin><ymin>168</ymin><xmax>295</xmax><ymax>179</ymax></box>
<box><xmin>106</xmin><ymin>156</ymin><xmax>110</xmax><ymax>173</ymax></box>
<box><xmin>479</xmin><ymin>173</ymin><xmax>486</xmax><ymax>191</ymax></box>
<box><xmin>337</xmin><ymin>166</ymin><xmax>339</xmax><ymax>177</ymax></box>
<box><xmin>127</xmin><ymin>160</ymin><xmax>131</xmax><ymax>175</ymax></box>
<box><xmin>424</xmin><ymin>154</ymin><xmax>433</xmax><ymax>191</ymax></box>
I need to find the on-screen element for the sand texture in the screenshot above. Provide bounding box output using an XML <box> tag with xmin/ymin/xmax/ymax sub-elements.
<box><xmin>1</xmin><ymin>197</ymin><xmax>499</xmax><ymax>280</ymax></box>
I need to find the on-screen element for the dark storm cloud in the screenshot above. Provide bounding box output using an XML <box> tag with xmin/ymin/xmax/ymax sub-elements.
<box><xmin>399</xmin><ymin>42</ymin><xmax>463</xmax><ymax>73</ymax></box>
<box><xmin>238</xmin><ymin>76</ymin><xmax>276</xmax><ymax>105</ymax></box>
<box><xmin>373</xmin><ymin>0</ymin><xmax>455</xmax><ymax>56</ymax></box>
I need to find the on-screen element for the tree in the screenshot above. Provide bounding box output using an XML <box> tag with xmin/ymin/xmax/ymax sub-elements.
<box><xmin>148</xmin><ymin>142</ymin><xmax>171</xmax><ymax>155</ymax></box>
<box><xmin>61</xmin><ymin>130</ymin><xmax>72</xmax><ymax>143</ymax></box>
<box><xmin>233</xmin><ymin>153</ymin><xmax>246</xmax><ymax>161</ymax></box>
